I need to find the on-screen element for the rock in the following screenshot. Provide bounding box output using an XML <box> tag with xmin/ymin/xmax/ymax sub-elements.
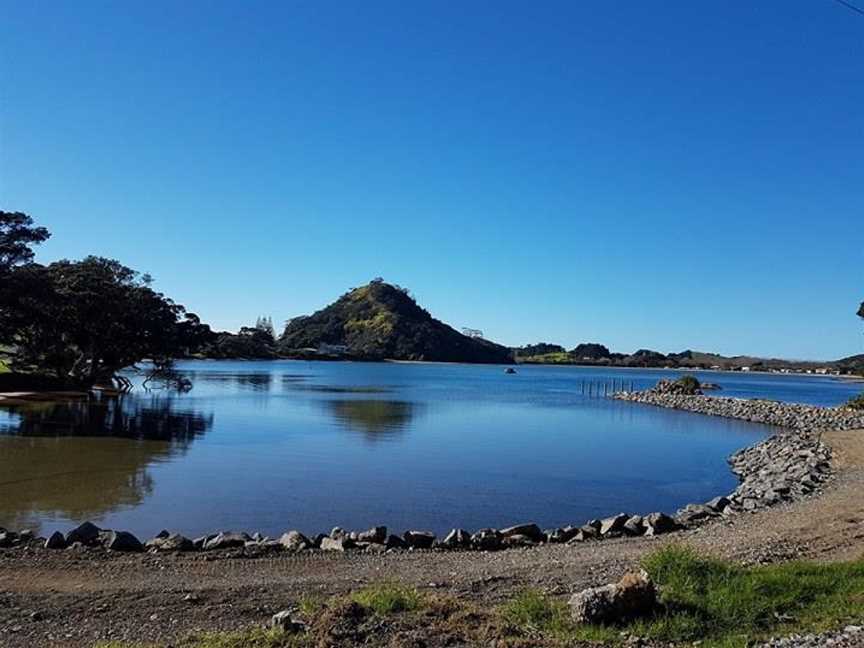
<box><xmin>0</xmin><ymin>531</ymin><xmax>15</xmax><ymax>547</ymax></box>
<box><xmin>66</xmin><ymin>521</ymin><xmax>101</xmax><ymax>546</ymax></box>
<box><xmin>599</xmin><ymin>513</ymin><xmax>630</xmax><ymax>537</ymax></box>
<box><xmin>676</xmin><ymin>504</ymin><xmax>717</xmax><ymax>526</ymax></box>
<box><xmin>320</xmin><ymin>536</ymin><xmax>353</xmax><ymax>552</ymax></box>
<box><xmin>546</xmin><ymin>527</ymin><xmax>580</xmax><ymax>543</ymax></box>
<box><xmin>270</xmin><ymin>609</ymin><xmax>304</xmax><ymax>633</ymax></box>
<box><xmin>203</xmin><ymin>531</ymin><xmax>250</xmax><ymax>551</ymax></box>
<box><xmin>471</xmin><ymin>528</ymin><xmax>502</xmax><ymax>551</ymax></box>
<box><xmin>104</xmin><ymin>531</ymin><xmax>143</xmax><ymax>553</ymax></box>
<box><xmin>643</xmin><ymin>512</ymin><xmax>678</xmax><ymax>536</ymax></box>
<box><xmin>569</xmin><ymin>570</ymin><xmax>656</xmax><ymax>624</ymax></box>
<box><xmin>623</xmin><ymin>515</ymin><xmax>644</xmax><ymax>536</ymax></box>
<box><xmin>193</xmin><ymin>536</ymin><xmax>208</xmax><ymax>550</ymax></box>
<box><xmin>569</xmin><ymin>583</ymin><xmax>618</xmax><ymax>624</ymax></box>
<box><xmin>45</xmin><ymin>531</ymin><xmax>67</xmax><ymax>550</ymax></box>
<box><xmin>330</xmin><ymin>526</ymin><xmax>345</xmax><ymax>540</ymax></box>
<box><xmin>385</xmin><ymin>534</ymin><xmax>408</xmax><ymax>550</ymax></box>
<box><xmin>18</xmin><ymin>529</ymin><xmax>33</xmax><ymax>543</ymax></box>
<box><xmin>154</xmin><ymin>529</ymin><xmax>170</xmax><ymax>539</ymax></box>
<box><xmin>356</xmin><ymin>526</ymin><xmax>387</xmax><ymax>544</ymax></box>
<box><xmin>500</xmin><ymin>523</ymin><xmax>544</xmax><ymax>543</ymax></box>
<box><xmin>579</xmin><ymin>523</ymin><xmax>600</xmax><ymax>540</ymax></box>
<box><xmin>312</xmin><ymin>533</ymin><xmax>328</xmax><ymax>547</ymax></box>
<box><xmin>501</xmin><ymin>533</ymin><xmax>537</xmax><ymax>548</ymax></box>
<box><xmin>403</xmin><ymin>530</ymin><xmax>436</xmax><ymax>549</ymax></box>
<box><xmin>279</xmin><ymin>530</ymin><xmax>311</xmax><ymax>552</ymax></box>
<box><xmin>440</xmin><ymin>528</ymin><xmax>471</xmax><ymax>549</ymax></box>
<box><xmin>146</xmin><ymin>533</ymin><xmax>194</xmax><ymax>552</ymax></box>
<box><xmin>706</xmin><ymin>496</ymin><xmax>731</xmax><ymax>513</ymax></box>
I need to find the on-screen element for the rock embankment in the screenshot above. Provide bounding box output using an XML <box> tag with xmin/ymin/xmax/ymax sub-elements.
<box><xmin>614</xmin><ymin>389</ymin><xmax>864</xmax><ymax>431</ymax></box>
<box><xmin>614</xmin><ymin>388</ymin><xmax>864</xmax><ymax>519</ymax></box>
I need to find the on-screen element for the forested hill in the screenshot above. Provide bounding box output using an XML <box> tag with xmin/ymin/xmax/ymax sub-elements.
<box><xmin>279</xmin><ymin>281</ymin><xmax>513</xmax><ymax>364</ymax></box>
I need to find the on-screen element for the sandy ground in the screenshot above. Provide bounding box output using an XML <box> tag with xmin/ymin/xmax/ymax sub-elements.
<box><xmin>1</xmin><ymin>428</ymin><xmax>863</xmax><ymax>647</ymax></box>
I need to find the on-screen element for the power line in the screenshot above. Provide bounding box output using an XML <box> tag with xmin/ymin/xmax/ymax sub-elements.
<box><xmin>832</xmin><ymin>0</ymin><xmax>864</xmax><ymax>17</ymax></box>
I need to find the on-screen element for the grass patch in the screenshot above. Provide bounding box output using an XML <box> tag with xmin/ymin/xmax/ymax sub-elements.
<box><xmin>631</xmin><ymin>545</ymin><xmax>864</xmax><ymax>647</ymax></box>
<box><xmin>498</xmin><ymin>589</ymin><xmax>619</xmax><ymax>644</ymax></box>
<box><xmin>350</xmin><ymin>581</ymin><xmax>423</xmax><ymax>615</ymax></box>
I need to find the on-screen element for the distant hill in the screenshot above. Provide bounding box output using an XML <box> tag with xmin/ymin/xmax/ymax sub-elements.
<box><xmin>514</xmin><ymin>344</ymin><xmax>862</xmax><ymax>374</ymax></box>
<box><xmin>279</xmin><ymin>280</ymin><xmax>513</xmax><ymax>364</ymax></box>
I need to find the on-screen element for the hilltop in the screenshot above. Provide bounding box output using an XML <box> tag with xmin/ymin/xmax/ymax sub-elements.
<box><xmin>279</xmin><ymin>280</ymin><xmax>513</xmax><ymax>364</ymax></box>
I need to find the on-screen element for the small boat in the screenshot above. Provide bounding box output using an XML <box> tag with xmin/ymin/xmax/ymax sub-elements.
<box><xmin>504</xmin><ymin>367</ymin><xmax>517</xmax><ymax>374</ymax></box>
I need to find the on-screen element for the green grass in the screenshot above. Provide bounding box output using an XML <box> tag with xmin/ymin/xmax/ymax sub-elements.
<box><xmin>350</xmin><ymin>581</ymin><xmax>423</xmax><ymax>615</ymax></box>
<box><xmin>630</xmin><ymin>545</ymin><xmax>864</xmax><ymax>647</ymax></box>
<box><xmin>0</xmin><ymin>358</ymin><xmax>9</xmax><ymax>374</ymax></box>
<box><xmin>499</xmin><ymin>589</ymin><xmax>618</xmax><ymax>643</ymax></box>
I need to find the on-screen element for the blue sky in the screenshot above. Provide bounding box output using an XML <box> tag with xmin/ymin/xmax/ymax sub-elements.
<box><xmin>1</xmin><ymin>1</ymin><xmax>862</xmax><ymax>360</ymax></box>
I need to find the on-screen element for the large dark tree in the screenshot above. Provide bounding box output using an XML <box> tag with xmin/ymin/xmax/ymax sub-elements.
<box><xmin>5</xmin><ymin>256</ymin><xmax>205</xmax><ymax>386</ymax></box>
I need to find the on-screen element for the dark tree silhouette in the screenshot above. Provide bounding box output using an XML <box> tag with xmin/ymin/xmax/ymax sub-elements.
<box><xmin>0</xmin><ymin>211</ymin><xmax>50</xmax><ymax>270</ymax></box>
<box><xmin>5</xmin><ymin>256</ymin><xmax>205</xmax><ymax>386</ymax></box>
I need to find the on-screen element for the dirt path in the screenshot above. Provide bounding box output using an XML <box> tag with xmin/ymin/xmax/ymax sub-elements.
<box><xmin>2</xmin><ymin>428</ymin><xmax>863</xmax><ymax>647</ymax></box>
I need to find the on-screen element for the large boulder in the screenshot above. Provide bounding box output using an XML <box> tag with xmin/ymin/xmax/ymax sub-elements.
<box><xmin>320</xmin><ymin>536</ymin><xmax>354</xmax><ymax>552</ymax></box>
<box><xmin>643</xmin><ymin>512</ymin><xmax>679</xmax><ymax>536</ymax></box>
<box><xmin>45</xmin><ymin>531</ymin><xmax>67</xmax><ymax>550</ymax></box>
<box><xmin>279</xmin><ymin>531</ymin><xmax>311</xmax><ymax>552</ymax></box>
<box><xmin>599</xmin><ymin>513</ymin><xmax>630</xmax><ymax>537</ymax></box>
<box><xmin>402</xmin><ymin>530</ymin><xmax>436</xmax><ymax>549</ymax></box>
<box><xmin>203</xmin><ymin>531</ymin><xmax>250</xmax><ymax>551</ymax></box>
<box><xmin>146</xmin><ymin>533</ymin><xmax>194</xmax><ymax>552</ymax></box>
<box><xmin>500</xmin><ymin>523</ymin><xmax>544</xmax><ymax>543</ymax></box>
<box><xmin>569</xmin><ymin>570</ymin><xmax>657</xmax><ymax>624</ymax></box>
<box><xmin>104</xmin><ymin>531</ymin><xmax>144</xmax><ymax>553</ymax></box>
<box><xmin>357</xmin><ymin>526</ymin><xmax>387</xmax><ymax>544</ymax></box>
<box><xmin>66</xmin><ymin>521</ymin><xmax>101</xmax><ymax>546</ymax></box>
<box><xmin>439</xmin><ymin>528</ymin><xmax>471</xmax><ymax>549</ymax></box>
<box><xmin>471</xmin><ymin>528</ymin><xmax>502</xmax><ymax>551</ymax></box>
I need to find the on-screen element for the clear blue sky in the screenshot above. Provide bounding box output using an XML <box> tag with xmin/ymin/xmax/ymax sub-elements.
<box><xmin>1</xmin><ymin>1</ymin><xmax>862</xmax><ymax>360</ymax></box>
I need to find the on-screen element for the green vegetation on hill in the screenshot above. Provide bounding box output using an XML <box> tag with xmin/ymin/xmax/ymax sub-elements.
<box><xmin>279</xmin><ymin>280</ymin><xmax>513</xmax><ymax>363</ymax></box>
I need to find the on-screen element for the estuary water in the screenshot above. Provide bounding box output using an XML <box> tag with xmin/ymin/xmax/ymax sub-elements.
<box><xmin>0</xmin><ymin>361</ymin><xmax>859</xmax><ymax>539</ymax></box>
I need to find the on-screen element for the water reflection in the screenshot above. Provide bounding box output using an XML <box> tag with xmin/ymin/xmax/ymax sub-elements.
<box><xmin>325</xmin><ymin>399</ymin><xmax>418</xmax><ymax>440</ymax></box>
<box><xmin>0</xmin><ymin>396</ymin><xmax>213</xmax><ymax>534</ymax></box>
<box><xmin>0</xmin><ymin>396</ymin><xmax>212</xmax><ymax>444</ymax></box>
<box><xmin>184</xmin><ymin>371</ymin><xmax>274</xmax><ymax>391</ymax></box>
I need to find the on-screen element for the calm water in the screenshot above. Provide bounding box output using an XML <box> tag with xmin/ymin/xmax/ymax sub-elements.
<box><xmin>0</xmin><ymin>361</ymin><xmax>860</xmax><ymax>539</ymax></box>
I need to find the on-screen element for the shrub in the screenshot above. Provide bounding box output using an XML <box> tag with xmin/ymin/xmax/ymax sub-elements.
<box><xmin>675</xmin><ymin>375</ymin><xmax>702</xmax><ymax>394</ymax></box>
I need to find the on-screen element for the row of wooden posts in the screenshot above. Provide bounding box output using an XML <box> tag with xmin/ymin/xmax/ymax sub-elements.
<box><xmin>581</xmin><ymin>378</ymin><xmax>635</xmax><ymax>397</ymax></box>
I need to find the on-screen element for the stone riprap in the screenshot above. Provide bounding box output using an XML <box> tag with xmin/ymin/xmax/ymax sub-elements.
<box><xmin>613</xmin><ymin>389</ymin><xmax>864</xmax><ymax>431</ymax></box>
<box><xmin>615</xmin><ymin>388</ymin><xmax>864</xmax><ymax>519</ymax></box>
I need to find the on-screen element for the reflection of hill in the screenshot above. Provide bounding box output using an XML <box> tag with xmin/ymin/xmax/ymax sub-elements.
<box><xmin>325</xmin><ymin>399</ymin><xmax>417</xmax><ymax>440</ymax></box>
<box><xmin>0</xmin><ymin>396</ymin><xmax>213</xmax><ymax>534</ymax></box>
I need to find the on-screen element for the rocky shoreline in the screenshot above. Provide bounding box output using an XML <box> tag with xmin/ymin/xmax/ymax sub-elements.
<box><xmin>2</xmin><ymin>387</ymin><xmax>863</xmax><ymax>560</ymax></box>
